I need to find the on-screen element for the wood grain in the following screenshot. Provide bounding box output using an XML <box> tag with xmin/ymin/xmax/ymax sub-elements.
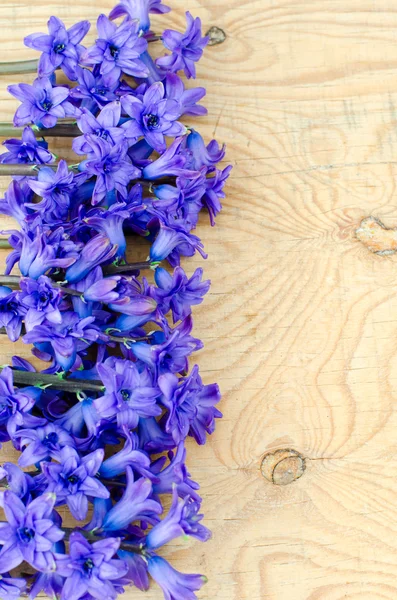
<box><xmin>3</xmin><ymin>0</ymin><xmax>397</xmax><ymax>598</ymax></box>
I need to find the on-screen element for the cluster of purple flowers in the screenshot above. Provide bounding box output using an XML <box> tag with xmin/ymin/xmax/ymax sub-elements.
<box><xmin>0</xmin><ymin>1</ymin><xmax>230</xmax><ymax>599</ymax></box>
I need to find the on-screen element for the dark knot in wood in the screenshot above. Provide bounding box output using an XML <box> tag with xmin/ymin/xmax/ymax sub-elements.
<box><xmin>261</xmin><ymin>449</ymin><xmax>306</xmax><ymax>485</ymax></box>
<box><xmin>206</xmin><ymin>26</ymin><xmax>227</xmax><ymax>46</ymax></box>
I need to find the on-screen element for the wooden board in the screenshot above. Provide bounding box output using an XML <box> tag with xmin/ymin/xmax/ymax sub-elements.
<box><xmin>3</xmin><ymin>0</ymin><xmax>397</xmax><ymax>598</ymax></box>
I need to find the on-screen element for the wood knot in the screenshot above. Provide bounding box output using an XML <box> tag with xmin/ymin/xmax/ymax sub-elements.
<box><xmin>261</xmin><ymin>449</ymin><xmax>306</xmax><ymax>486</ymax></box>
<box><xmin>356</xmin><ymin>216</ymin><xmax>397</xmax><ymax>255</ymax></box>
<box><xmin>205</xmin><ymin>26</ymin><xmax>227</xmax><ymax>46</ymax></box>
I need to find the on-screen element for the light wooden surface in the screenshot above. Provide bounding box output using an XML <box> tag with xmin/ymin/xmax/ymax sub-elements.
<box><xmin>4</xmin><ymin>0</ymin><xmax>397</xmax><ymax>598</ymax></box>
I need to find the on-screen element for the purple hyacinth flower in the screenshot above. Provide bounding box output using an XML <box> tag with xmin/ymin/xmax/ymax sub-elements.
<box><xmin>203</xmin><ymin>164</ymin><xmax>232</xmax><ymax>225</ymax></box>
<box><xmin>0</xmin><ymin>491</ymin><xmax>64</xmax><ymax>573</ymax></box>
<box><xmin>121</xmin><ymin>83</ymin><xmax>186</xmax><ymax>151</ymax></box>
<box><xmin>65</xmin><ymin>235</ymin><xmax>118</xmax><ymax>283</ymax></box>
<box><xmin>102</xmin><ymin>466</ymin><xmax>162</xmax><ymax>530</ymax></box>
<box><xmin>95</xmin><ymin>358</ymin><xmax>161</xmax><ymax>429</ymax></box>
<box><xmin>0</xmin><ymin>126</ymin><xmax>54</xmax><ymax>165</ymax></box>
<box><xmin>137</xmin><ymin>416</ymin><xmax>175</xmax><ymax>453</ymax></box>
<box><xmin>55</xmin><ymin>532</ymin><xmax>128</xmax><ymax>600</ymax></box>
<box><xmin>147</xmin><ymin>555</ymin><xmax>207</xmax><ymax>600</ymax></box>
<box><xmin>83</xmin><ymin>274</ymin><xmax>129</xmax><ymax>303</ymax></box>
<box><xmin>81</xmin><ymin>15</ymin><xmax>148</xmax><ymax>86</ymax></box>
<box><xmin>0</xmin><ymin>463</ymin><xmax>35</xmax><ymax>501</ymax></box>
<box><xmin>24</xmin><ymin>16</ymin><xmax>90</xmax><ymax>81</ymax></box>
<box><xmin>151</xmin><ymin>443</ymin><xmax>200</xmax><ymax>500</ymax></box>
<box><xmin>13</xmin><ymin>227</ymin><xmax>77</xmax><ymax>280</ymax></box>
<box><xmin>0</xmin><ymin>366</ymin><xmax>40</xmax><ymax>438</ymax></box>
<box><xmin>14</xmin><ymin>423</ymin><xmax>75</xmax><ymax>467</ymax></box>
<box><xmin>0</xmin><ymin>287</ymin><xmax>24</xmax><ymax>342</ymax></box>
<box><xmin>70</xmin><ymin>67</ymin><xmax>119</xmax><ymax>107</ymax></box>
<box><xmin>159</xmin><ymin>364</ymin><xmax>221</xmax><ymax>445</ymax></box>
<box><xmin>156</xmin><ymin>11</ymin><xmax>208</xmax><ymax>79</ymax></box>
<box><xmin>146</xmin><ymin>486</ymin><xmax>210</xmax><ymax>549</ymax></box>
<box><xmin>150</xmin><ymin>224</ymin><xmax>207</xmax><ymax>265</ymax></box>
<box><xmin>99</xmin><ymin>429</ymin><xmax>152</xmax><ymax>479</ymax></box>
<box><xmin>18</xmin><ymin>275</ymin><xmax>62</xmax><ymax>331</ymax></box>
<box><xmin>109</xmin><ymin>0</ymin><xmax>171</xmax><ymax>33</ymax></box>
<box><xmin>80</xmin><ymin>138</ymin><xmax>141</xmax><ymax>205</ymax></box>
<box><xmin>8</xmin><ymin>77</ymin><xmax>77</xmax><ymax>128</ymax></box>
<box><xmin>164</xmin><ymin>73</ymin><xmax>207</xmax><ymax>117</ymax></box>
<box><xmin>23</xmin><ymin>312</ymin><xmax>102</xmax><ymax>371</ymax></box>
<box><xmin>130</xmin><ymin>316</ymin><xmax>202</xmax><ymax>375</ymax></box>
<box><xmin>116</xmin><ymin>550</ymin><xmax>149</xmax><ymax>592</ymax></box>
<box><xmin>185</xmin><ymin>129</ymin><xmax>225</xmax><ymax>170</ymax></box>
<box><xmin>57</xmin><ymin>395</ymin><xmax>100</xmax><ymax>438</ymax></box>
<box><xmin>153</xmin><ymin>266</ymin><xmax>210</xmax><ymax>322</ymax></box>
<box><xmin>142</xmin><ymin>137</ymin><xmax>195</xmax><ymax>180</ymax></box>
<box><xmin>0</xmin><ymin>574</ymin><xmax>26</xmax><ymax>599</ymax></box>
<box><xmin>83</xmin><ymin>202</ymin><xmax>132</xmax><ymax>258</ymax></box>
<box><xmin>27</xmin><ymin>160</ymin><xmax>75</xmax><ymax>221</ymax></box>
<box><xmin>42</xmin><ymin>447</ymin><xmax>109</xmax><ymax>521</ymax></box>
<box><xmin>73</xmin><ymin>101</ymin><xmax>124</xmax><ymax>155</ymax></box>
<box><xmin>29</xmin><ymin>572</ymin><xmax>64</xmax><ymax>600</ymax></box>
<box><xmin>0</xmin><ymin>180</ymin><xmax>33</xmax><ymax>223</ymax></box>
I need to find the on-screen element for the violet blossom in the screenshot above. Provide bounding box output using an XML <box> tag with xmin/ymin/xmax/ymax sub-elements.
<box><xmin>156</xmin><ymin>12</ymin><xmax>209</xmax><ymax>79</ymax></box>
<box><xmin>24</xmin><ymin>16</ymin><xmax>90</xmax><ymax>80</ymax></box>
<box><xmin>8</xmin><ymin>77</ymin><xmax>77</xmax><ymax>128</ymax></box>
<box><xmin>81</xmin><ymin>15</ymin><xmax>148</xmax><ymax>85</ymax></box>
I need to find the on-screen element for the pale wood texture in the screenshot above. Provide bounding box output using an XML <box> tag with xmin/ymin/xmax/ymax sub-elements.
<box><xmin>3</xmin><ymin>0</ymin><xmax>397</xmax><ymax>598</ymax></box>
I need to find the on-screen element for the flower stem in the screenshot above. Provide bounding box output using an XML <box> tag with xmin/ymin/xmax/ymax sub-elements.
<box><xmin>0</xmin><ymin>240</ymin><xmax>11</xmax><ymax>250</ymax></box>
<box><xmin>0</xmin><ymin>274</ymin><xmax>82</xmax><ymax>296</ymax></box>
<box><xmin>0</xmin><ymin>366</ymin><xmax>105</xmax><ymax>392</ymax></box>
<box><xmin>61</xmin><ymin>528</ymin><xmax>142</xmax><ymax>552</ymax></box>
<box><xmin>0</xmin><ymin>122</ymin><xmax>80</xmax><ymax>138</ymax></box>
<box><xmin>0</xmin><ymin>163</ymin><xmax>176</xmax><ymax>185</ymax></box>
<box><xmin>0</xmin><ymin>58</ymin><xmax>39</xmax><ymax>75</ymax></box>
<box><xmin>103</xmin><ymin>261</ymin><xmax>154</xmax><ymax>274</ymax></box>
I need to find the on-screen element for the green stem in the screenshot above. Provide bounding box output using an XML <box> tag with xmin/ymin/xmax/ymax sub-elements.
<box><xmin>0</xmin><ymin>366</ymin><xmax>104</xmax><ymax>393</ymax></box>
<box><xmin>0</xmin><ymin>274</ymin><xmax>82</xmax><ymax>296</ymax></box>
<box><xmin>103</xmin><ymin>261</ymin><xmax>153</xmax><ymax>274</ymax></box>
<box><xmin>0</xmin><ymin>240</ymin><xmax>11</xmax><ymax>250</ymax></box>
<box><xmin>0</xmin><ymin>163</ymin><xmax>65</xmax><ymax>176</ymax></box>
<box><xmin>0</xmin><ymin>58</ymin><xmax>39</xmax><ymax>75</ymax></box>
<box><xmin>61</xmin><ymin>528</ymin><xmax>142</xmax><ymax>552</ymax></box>
<box><xmin>0</xmin><ymin>122</ymin><xmax>80</xmax><ymax>138</ymax></box>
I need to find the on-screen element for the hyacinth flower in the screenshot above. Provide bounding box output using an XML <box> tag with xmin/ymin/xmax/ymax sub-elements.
<box><xmin>121</xmin><ymin>81</ymin><xmax>186</xmax><ymax>151</ymax></box>
<box><xmin>81</xmin><ymin>15</ymin><xmax>148</xmax><ymax>85</ymax></box>
<box><xmin>7</xmin><ymin>77</ymin><xmax>77</xmax><ymax>128</ymax></box>
<box><xmin>42</xmin><ymin>447</ymin><xmax>109</xmax><ymax>521</ymax></box>
<box><xmin>70</xmin><ymin>66</ymin><xmax>119</xmax><ymax>108</ymax></box>
<box><xmin>79</xmin><ymin>137</ymin><xmax>141</xmax><ymax>205</ymax></box>
<box><xmin>24</xmin><ymin>16</ymin><xmax>90</xmax><ymax>80</ymax></box>
<box><xmin>109</xmin><ymin>0</ymin><xmax>171</xmax><ymax>33</ymax></box>
<box><xmin>26</xmin><ymin>159</ymin><xmax>75</xmax><ymax>221</ymax></box>
<box><xmin>147</xmin><ymin>555</ymin><xmax>207</xmax><ymax>600</ymax></box>
<box><xmin>0</xmin><ymin>287</ymin><xmax>24</xmax><ymax>342</ymax></box>
<box><xmin>102</xmin><ymin>467</ymin><xmax>162</xmax><ymax>531</ymax></box>
<box><xmin>55</xmin><ymin>532</ymin><xmax>128</xmax><ymax>600</ymax></box>
<box><xmin>0</xmin><ymin>491</ymin><xmax>64</xmax><ymax>573</ymax></box>
<box><xmin>0</xmin><ymin>126</ymin><xmax>54</xmax><ymax>165</ymax></box>
<box><xmin>73</xmin><ymin>101</ymin><xmax>125</xmax><ymax>155</ymax></box>
<box><xmin>146</xmin><ymin>486</ymin><xmax>210</xmax><ymax>549</ymax></box>
<box><xmin>151</xmin><ymin>266</ymin><xmax>210</xmax><ymax>322</ymax></box>
<box><xmin>164</xmin><ymin>72</ymin><xmax>207</xmax><ymax>117</ymax></box>
<box><xmin>18</xmin><ymin>275</ymin><xmax>63</xmax><ymax>330</ymax></box>
<box><xmin>0</xmin><ymin>0</ymin><xmax>232</xmax><ymax>597</ymax></box>
<box><xmin>157</xmin><ymin>11</ymin><xmax>209</xmax><ymax>79</ymax></box>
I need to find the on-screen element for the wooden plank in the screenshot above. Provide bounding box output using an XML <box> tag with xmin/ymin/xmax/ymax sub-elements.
<box><xmin>3</xmin><ymin>0</ymin><xmax>397</xmax><ymax>598</ymax></box>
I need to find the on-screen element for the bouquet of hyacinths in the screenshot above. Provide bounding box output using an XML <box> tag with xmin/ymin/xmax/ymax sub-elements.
<box><xmin>0</xmin><ymin>1</ymin><xmax>230</xmax><ymax>598</ymax></box>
